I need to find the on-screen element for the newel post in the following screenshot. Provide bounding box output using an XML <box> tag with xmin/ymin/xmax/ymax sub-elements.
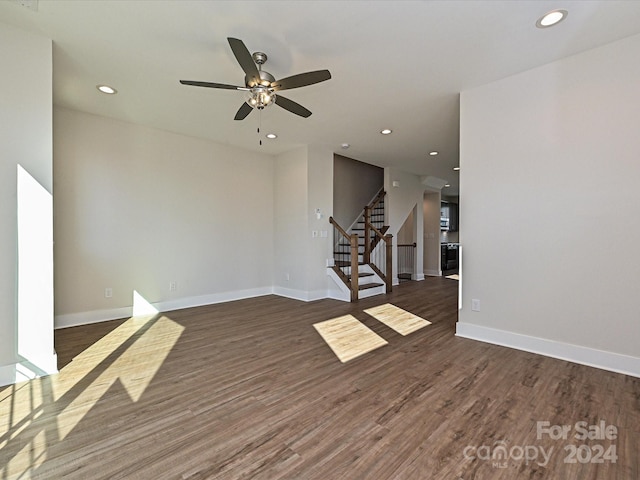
<box><xmin>350</xmin><ymin>234</ymin><xmax>359</xmax><ymax>302</ymax></box>
<box><xmin>385</xmin><ymin>234</ymin><xmax>393</xmax><ymax>293</ymax></box>
<box><xmin>363</xmin><ymin>206</ymin><xmax>371</xmax><ymax>264</ymax></box>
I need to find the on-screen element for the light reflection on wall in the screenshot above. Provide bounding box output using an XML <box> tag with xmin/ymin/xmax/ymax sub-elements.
<box><xmin>16</xmin><ymin>165</ymin><xmax>57</xmax><ymax>378</ymax></box>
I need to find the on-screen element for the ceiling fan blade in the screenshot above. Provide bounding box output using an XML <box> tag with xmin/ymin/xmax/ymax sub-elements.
<box><xmin>234</xmin><ymin>102</ymin><xmax>254</xmax><ymax>121</ymax></box>
<box><xmin>227</xmin><ymin>37</ymin><xmax>260</xmax><ymax>86</ymax></box>
<box><xmin>180</xmin><ymin>80</ymin><xmax>248</xmax><ymax>91</ymax></box>
<box><xmin>271</xmin><ymin>70</ymin><xmax>331</xmax><ymax>91</ymax></box>
<box><xmin>275</xmin><ymin>95</ymin><xmax>312</xmax><ymax>118</ymax></box>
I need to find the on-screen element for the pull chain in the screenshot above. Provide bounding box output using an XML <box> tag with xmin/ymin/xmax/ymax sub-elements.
<box><xmin>258</xmin><ymin>109</ymin><xmax>262</xmax><ymax>146</ymax></box>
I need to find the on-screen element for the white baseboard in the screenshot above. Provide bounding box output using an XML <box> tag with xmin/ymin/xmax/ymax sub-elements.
<box><xmin>273</xmin><ymin>286</ymin><xmax>327</xmax><ymax>302</ymax></box>
<box><xmin>424</xmin><ymin>269</ymin><xmax>441</xmax><ymax>277</ymax></box>
<box><xmin>0</xmin><ymin>355</ymin><xmax>59</xmax><ymax>387</ymax></box>
<box><xmin>56</xmin><ymin>306</ymin><xmax>134</xmax><ymax>329</ymax></box>
<box><xmin>55</xmin><ymin>286</ymin><xmax>340</xmax><ymax>329</ymax></box>
<box><xmin>456</xmin><ymin>322</ymin><xmax>640</xmax><ymax>378</ymax></box>
<box><xmin>55</xmin><ymin>287</ymin><xmax>274</xmax><ymax>329</ymax></box>
<box><xmin>159</xmin><ymin>287</ymin><xmax>274</xmax><ymax>312</ymax></box>
<box><xmin>412</xmin><ymin>274</ymin><xmax>425</xmax><ymax>281</ymax></box>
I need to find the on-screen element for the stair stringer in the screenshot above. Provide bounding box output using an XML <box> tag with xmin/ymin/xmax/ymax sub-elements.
<box><xmin>326</xmin><ymin>264</ymin><xmax>385</xmax><ymax>302</ymax></box>
<box><xmin>327</xmin><ymin>267</ymin><xmax>351</xmax><ymax>302</ymax></box>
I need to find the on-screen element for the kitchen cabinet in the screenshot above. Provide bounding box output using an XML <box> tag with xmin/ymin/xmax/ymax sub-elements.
<box><xmin>440</xmin><ymin>201</ymin><xmax>458</xmax><ymax>232</ymax></box>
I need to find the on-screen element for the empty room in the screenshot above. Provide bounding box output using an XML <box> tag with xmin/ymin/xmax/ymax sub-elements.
<box><xmin>1</xmin><ymin>1</ymin><xmax>639</xmax><ymax>479</ymax></box>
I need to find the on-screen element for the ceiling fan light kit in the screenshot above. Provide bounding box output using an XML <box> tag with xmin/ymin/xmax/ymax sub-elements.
<box><xmin>180</xmin><ymin>37</ymin><xmax>331</xmax><ymax>121</ymax></box>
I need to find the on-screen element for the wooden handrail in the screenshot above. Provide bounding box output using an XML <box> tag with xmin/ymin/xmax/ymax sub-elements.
<box><xmin>330</xmin><ymin>193</ymin><xmax>392</xmax><ymax>300</ymax></box>
<box><xmin>398</xmin><ymin>243</ymin><xmax>417</xmax><ymax>248</ymax></box>
<box><xmin>367</xmin><ymin>223</ymin><xmax>385</xmax><ymax>240</ymax></box>
<box><xmin>330</xmin><ymin>216</ymin><xmax>360</xmax><ymax>301</ymax></box>
<box><xmin>361</xmin><ymin>190</ymin><xmax>392</xmax><ymax>294</ymax></box>
<box><xmin>369</xmin><ymin>189</ymin><xmax>386</xmax><ymax>211</ymax></box>
<box><xmin>329</xmin><ymin>216</ymin><xmax>350</xmax><ymax>240</ymax></box>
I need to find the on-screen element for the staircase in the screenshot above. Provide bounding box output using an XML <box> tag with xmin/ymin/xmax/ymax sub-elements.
<box><xmin>328</xmin><ymin>190</ymin><xmax>392</xmax><ymax>301</ymax></box>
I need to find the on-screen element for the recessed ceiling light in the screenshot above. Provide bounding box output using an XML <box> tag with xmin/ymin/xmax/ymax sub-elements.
<box><xmin>266</xmin><ymin>133</ymin><xmax>277</xmax><ymax>139</ymax></box>
<box><xmin>444</xmin><ymin>184</ymin><xmax>451</xmax><ymax>188</ymax></box>
<box><xmin>536</xmin><ymin>9</ymin><xmax>568</xmax><ymax>28</ymax></box>
<box><xmin>341</xmin><ymin>143</ymin><xmax>350</xmax><ymax>149</ymax></box>
<box><xmin>429</xmin><ymin>151</ymin><xmax>438</xmax><ymax>156</ymax></box>
<box><xmin>380</xmin><ymin>129</ymin><xmax>392</xmax><ymax>135</ymax></box>
<box><xmin>453</xmin><ymin>167</ymin><xmax>460</xmax><ymax>171</ymax></box>
<box><xmin>96</xmin><ymin>84</ymin><xmax>117</xmax><ymax>94</ymax></box>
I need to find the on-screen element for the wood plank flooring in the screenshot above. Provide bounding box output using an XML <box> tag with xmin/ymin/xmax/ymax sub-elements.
<box><xmin>1</xmin><ymin>277</ymin><xmax>638</xmax><ymax>479</ymax></box>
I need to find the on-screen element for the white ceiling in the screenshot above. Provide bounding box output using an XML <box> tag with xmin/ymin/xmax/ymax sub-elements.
<box><xmin>3</xmin><ymin>0</ymin><xmax>640</xmax><ymax>196</ymax></box>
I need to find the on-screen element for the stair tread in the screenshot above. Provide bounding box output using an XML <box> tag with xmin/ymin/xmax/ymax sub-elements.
<box><xmin>348</xmin><ymin>272</ymin><xmax>374</xmax><ymax>279</ymax></box>
<box><xmin>358</xmin><ymin>282</ymin><xmax>384</xmax><ymax>290</ymax></box>
<box><xmin>352</xmin><ymin>225</ymin><xmax>388</xmax><ymax>231</ymax></box>
<box><xmin>334</xmin><ymin>261</ymin><xmax>366</xmax><ymax>267</ymax></box>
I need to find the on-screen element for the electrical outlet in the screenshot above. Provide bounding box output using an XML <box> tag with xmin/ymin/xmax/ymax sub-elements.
<box><xmin>471</xmin><ymin>299</ymin><xmax>481</xmax><ymax>312</ymax></box>
<box><xmin>312</xmin><ymin>230</ymin><xmax>319</xmax><ymax>238</ymax></box>
<box><xmin>105</xmin><ymin>288</ymin><xmax>113</xmax><ymax>298</ymax></box>
<box><xmin>169</xmin><ymin>281</ymin><xmax>177</xmax><ymax>291</ymax></box>
<box><xmin>284</xmin><ymin>273</ymin><xmax>290</xmax><ymax>282</ymax></box>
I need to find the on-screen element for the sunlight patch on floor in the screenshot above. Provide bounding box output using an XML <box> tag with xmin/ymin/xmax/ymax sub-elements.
<box><xmin>0</xmin><ymin>292</ymin><xmax>184</xmax><ymax>479</ymax></box>
<box><xmin>53</xmin><ymin>314</ymin><xmax>184</xmax><ymax>439</ymax></box>
<box><xmin>364</xmin><ymin>303</ymin><xmax>431</xmax><ymax>336</ymax></box>
<box><xmin>313</xmin><ymin>315</ymin><xmax>388</xmax><ymax>363</ymax></box>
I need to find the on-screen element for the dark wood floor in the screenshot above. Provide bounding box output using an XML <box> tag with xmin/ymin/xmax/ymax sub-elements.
<box><xmin>1</xmin><ymin>277</ymin><xmax>638</xmax><ymax>479</ymax></box>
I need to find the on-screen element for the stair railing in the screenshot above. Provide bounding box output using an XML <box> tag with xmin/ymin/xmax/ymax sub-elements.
<box><xmin>363</xmin><ymin>190</ymin><xmax>386</xmax><ymax>262</ymax></box>
<box><xmin>397</xmin><ymin>242</ymin><xmax>416</xmax><ymax>281</ymax></box>
<box><xmin>363</xmin><ymin>190</ymin><xmax>392</xmax><ymax>293</ymax></box>
<box><xmin>365</xmin><ymin>222</ymin><xmax>393</xmax><ymax>293</ymax></box>
<box><xmin>329</xmin><ymin>216</ymin><xmax>359</xmax><ymax>302</ymax></box>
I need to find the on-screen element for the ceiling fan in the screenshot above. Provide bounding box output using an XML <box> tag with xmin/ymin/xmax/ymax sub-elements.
<box><xmin>180</xmin><ymin>37</ymin><xmax>331</xmax><ymax>120</ymax></box>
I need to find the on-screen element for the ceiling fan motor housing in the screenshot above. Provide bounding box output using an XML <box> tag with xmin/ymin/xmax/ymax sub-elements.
<box><xmin>246</xmin><ymin>69</ymin><xmax>275</xmax><ymax>88</ymax></box>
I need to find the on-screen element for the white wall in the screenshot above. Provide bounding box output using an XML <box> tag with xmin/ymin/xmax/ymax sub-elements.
<box><xmin>458</xmin><ymin>33</ymin><xmax>640</xmax><ymax>376</ymax></box>
<box><xmin>54</xmin><ymin>108</ymin><xmax>275</xmax><ymax>326</ymax></box>
<box><xmin>307</xmin><ymin>145</ymin><xmax>335</xmax><ymax>296</ymax></box>
<box><xmin>0</xmin><ymin>23</ymin><xmax>56</xmax><ymax>385</ymax></box>
<box><xmin>397</xmin><ymin>209</ymin><xmax>414</xmax><ymax>245</ymax></box>
<box><xmin>273</xmin><ymin>145</ymin><xmax>334</xmax><ymax>301</ymax></box>
<box><xmin>385</xmin><ymin>168</ymin><xmax>425</xmax><ymax>283</ymax></box>
<box><xmin>274</xmin><ymin>147</ymin><xmax>309</xmax><ymax>296</ymax></box>
<box><xmin>423</xmin><ymin>192</ymin><xmax>441</xmax><ymax>276</ymax></box>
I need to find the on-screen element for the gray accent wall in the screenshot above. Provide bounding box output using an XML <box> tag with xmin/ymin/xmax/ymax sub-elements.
<box><xmin>332</xmin><ymin>154</ymin><xmax>383</xmax><ymax>229</ymax></box>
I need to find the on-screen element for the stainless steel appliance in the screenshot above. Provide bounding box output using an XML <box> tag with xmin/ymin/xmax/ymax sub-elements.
<box><xmin>441</xmin><ymin>243</ymin><xmax>459</xmax><ymax>272</ymax></box>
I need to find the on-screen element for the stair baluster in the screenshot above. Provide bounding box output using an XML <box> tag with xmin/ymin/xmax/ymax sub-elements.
<box><xmin>329</xmin><ymin>188</ymin><xmax>392</xmax><ymax>301</ymax></box>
